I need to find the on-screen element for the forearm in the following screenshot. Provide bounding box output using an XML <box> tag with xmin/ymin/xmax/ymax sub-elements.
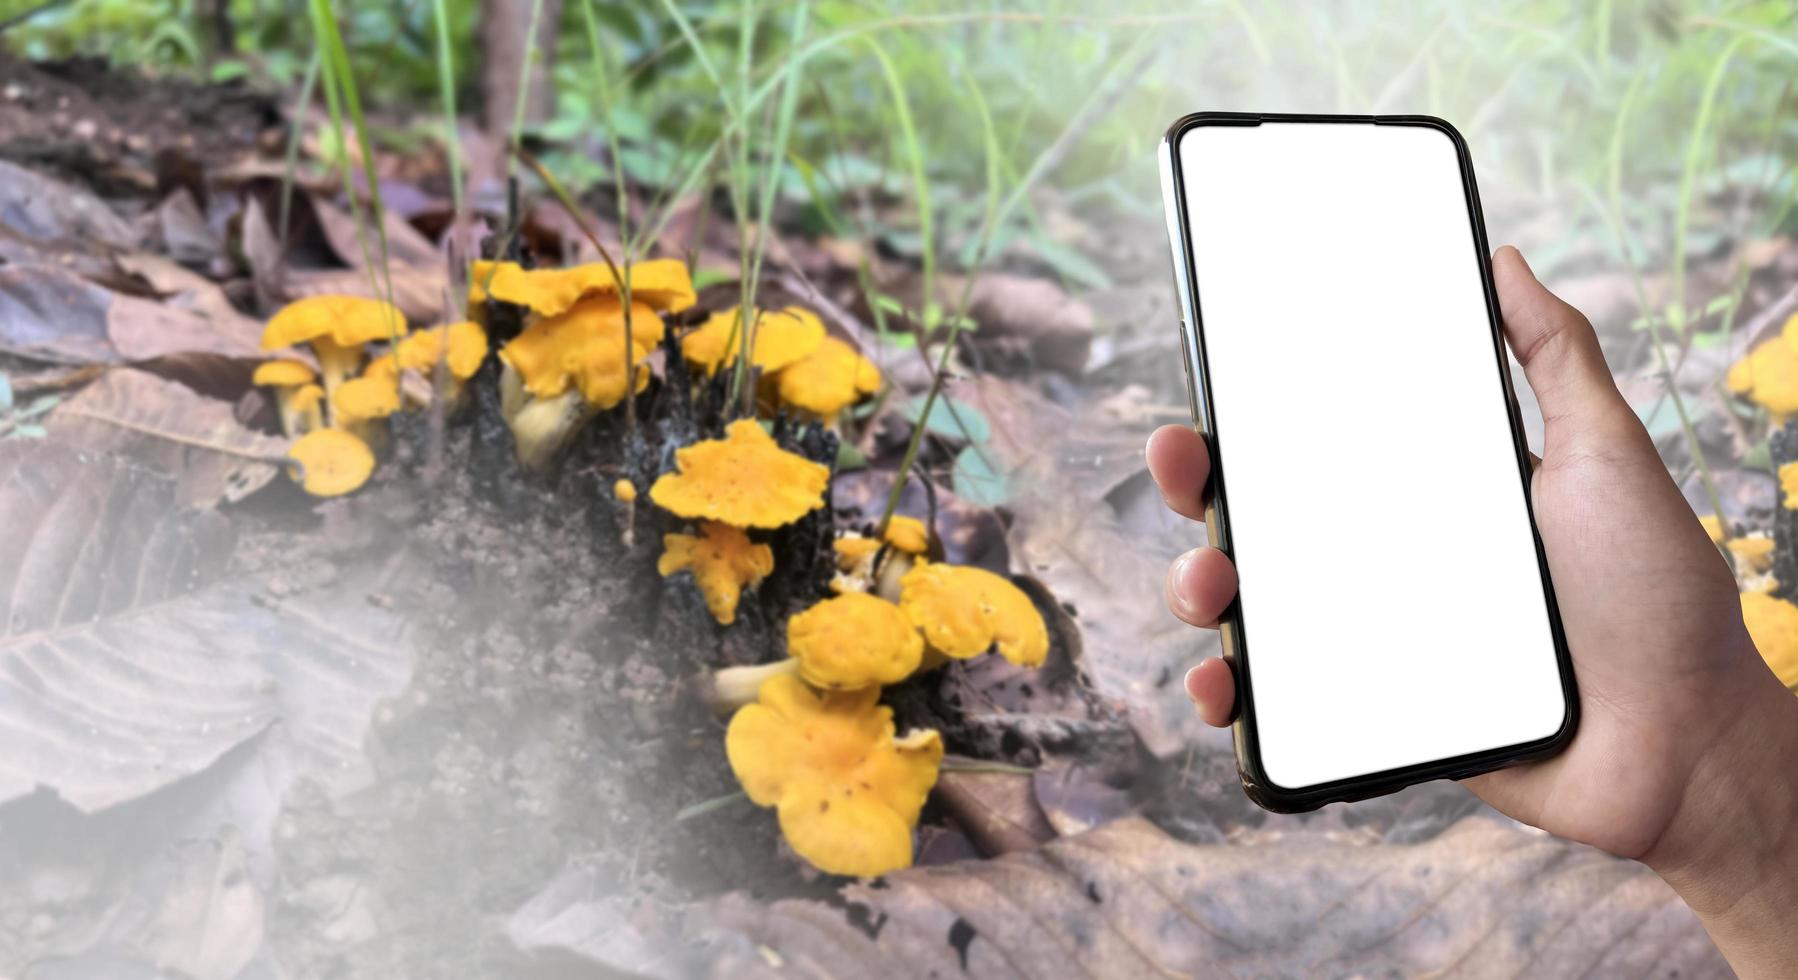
<box><xmin>1646</xmin><ymin>669</ymin><xmax>1798</xmax><ymax>979</ymax></box>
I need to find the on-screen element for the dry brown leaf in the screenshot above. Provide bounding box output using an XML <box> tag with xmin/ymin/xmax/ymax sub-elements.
<box><xmin>0</xmin><ymin>263</ymin><xmax>263</xmax><ymax>364</ymax></box>
<box><xmin>695</xmin><ymin>816</ymin><xmax>1724</xmax><ymax>978</ymax></box>
<box><xmin>47</xmin><ymin>367</ymin><xmax>291</xmax><ymax>506</ymax></box>
<box><xmin>309</xmin><ymin>195</ymin><xmax>441</xmax><ymax>271</ymax></box>
<box><xmin>0</xmin><ymin>439</ymin><xmax>414</xmax><ymax>812</ymax></box>
<box><xmin>934</xmin><ymin>765</ymin><xmax>1057</xmax><ymax>858</ymax></box>
<box><xmin>0</xmin><ymin>158</ymin><xmax>139</xmax><ymax>250</ymax></box>
<box><xmin>116</xmin><ymin>251</ymin><xmax>264</xmax><ymax>340</ymax></box>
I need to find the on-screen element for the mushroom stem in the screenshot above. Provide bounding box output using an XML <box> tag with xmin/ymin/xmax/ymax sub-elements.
<box><xmin>506</xmin><ymin>387</ymin><xmax>598</xmax><ymax>470</ymax></box>
<box><xmin>311</xmin><ymin>337</ymin><xmax>365</xmax><ymax>407</ymax></box>
<box><xmin>701</xmin><ymin>658</ymin><xmax>801</xmax><ymax>715</ymax></box>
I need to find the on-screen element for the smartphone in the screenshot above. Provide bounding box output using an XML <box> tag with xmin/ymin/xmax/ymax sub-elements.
<box><xmin>1157</xmin><ymin>113</ymin><xmax>1578</xmax><ymax>812</ymax></box>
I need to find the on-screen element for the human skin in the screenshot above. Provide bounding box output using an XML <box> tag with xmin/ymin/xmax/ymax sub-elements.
<box><xmin>1146</xmin><ymin>246</ymin><xmax>1798</xmax><ymax>978</ymax></box>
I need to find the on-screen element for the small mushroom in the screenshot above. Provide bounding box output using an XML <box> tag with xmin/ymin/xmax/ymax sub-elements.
<box><xmin>1740</xmin><ymin>592</ymin><xmax>1798</xmax><ymax>692</ymax></box>
<box><xmin>468</xmin><ymin>258</ymin><xmax>697</xmax><ymax>318</ymax></box>
<box><xmin>614</xmin><ymin>478</ymin><xmax>637</xmax><ymax>502</ymax></box>
<box><xmin>883</xmin><ymin>516</ymin><xmax>930</xmax><ymax>556</ymax></box>
<box><xmin>898</xmin><ymin>562</ymin><xmax>1049</xmax><ymax>668</ymax></box>
<box><xmin>649</xmin><ymin>419</ymin><xmax>829</xmax><ymax>529</ymax></box>
<box><xmin>332</xmin><ymin>364</ymin><xmax>403</xmax><ymax>452</ymax></box>
<box><xmin>657</xmin><ymin>521</ymin><xmax>775</xmax><ymax>626</ymax></box>
<box><xmin>775</xmin><ymin>335</ymin><xmax>881</xmax><ymax>418</ymax></box>
<box><xmin>786</xmin><ymin>593</ymin><xmax>923</xmax><ymax>690</ymax></box>
<box><xmin>829</xmin><ymin>533</ymin><xmax>883</xmax><ymax>594</ymax></box>
<box><xmin>261</xmin><ymin>295</ymin><xmax>407</xmax><ymax>397</ymax></box>
<box><xmin>725</xmin><ymin>673</ymin><xmax>943</xmax><ymax>877</ymax></box>
<box><xmin>1727</xmin><ymin>336</ymin><xmax>1798</xmax><ymax>423</ymax></box>
<box><xmin>680</xmin><ymin>305</ymin><xmax>825</xmax><ymax>378</ymax></box>
<box><xmin>396</xmin><ymin>320</ymin><xmax>489</xmax><ymax>402</ymax></box>
<box><xmin>253</xmin><ymin>359</ymin><xmax>322</xmax><ymax>436</ymax></box>
<box><xmin>285</xmin><ymin>428</ymin><xmax>376</xmax><ymax>497</ymax></box>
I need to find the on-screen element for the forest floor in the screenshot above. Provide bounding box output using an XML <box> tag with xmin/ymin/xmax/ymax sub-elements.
<box><xmin>0</xmin><ymin>53</ymin><xmax>1772</xmax><ymax>978</ymax></box>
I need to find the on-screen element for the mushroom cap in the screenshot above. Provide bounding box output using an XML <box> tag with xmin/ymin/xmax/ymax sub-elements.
<box><xmin>290</xmin><ymin>383</ymin><xmax>326</xmax><ymax>414</ymax></box>
<box><xmin>614</xmin><ymin>478</ymin><xmax>637</xmax><ymax>503</ymax></box>
<box><xmin>883</xmin><ymin>516</ymin><xmax>929</xmax><ymax>555</ymax></box>
<box><xmin>263</xmin><ymin>295</ymin><xmax>407</xmax><ymax>350</ymax></box>
<box><xmin>776</xmin><ymin>335</ymin><xmax>881</xmax><ymax>415</ymax></box>
<box><xmin>286</xmin><ymin>428</ymin><xmax>376</xmax><ymax>497</ymax></box>
<box><xmin>649</xmin><ymin>419</ymin><xmax>829</xmax><ymax>529</ymax></box>
<box><xmin>499</xmin><ymin>298</ymin><xmax>658</xmax><ymax>405</ymax></box>
<box><xmin>657</xmin><ymin>521</ymin><xmax>775</xmax><ymax>625</ymax></box>
<box><xmin>468</xmin><ymin>258</ymin><xmax>697</xmax><ymax>317</ymax></box>
<box><xmin>787</xmin><ymin>593</ymin><xmax>924</xmax><ymax>690</ymax></box>
<box><xmin>898</xmin><ymin>562</ymin><xmax>1049</xmax><ymax>667</ymax></box>
<box><xmin>253</xmin><ymin>359</ymin><xmax>316</xmax><ymax>387</ymax></box>
<box><xmin>1728</xmin><ymin>535</ymin><xmax>1775</xmax><ymax>573</ymax></box>
<box><xmin>1727</xmin><ymin>337</ymin><xmax>1798</xmax><ymax>417</ymax></box>
<box><xmin>333</xmin><ymin>375</ymin><xmax>402</xmax><ymax>422</ymax></box>
<box><xmin>1740</xmin><ymin>592</ymin><xmax>1798</xmax><ymax>691</ymax></box>
<box><xmin>397</xmin><ymin>321</ymin><xmax>489</xmax><ymax>380</ymax></box>
<box><xmin>725</xmin><ymin>673</ymin><xmax>943</xmax><ymax>877</ymax></box>
<box><xmin>681</xmin><ymin>306</ymin><xmax>825</xmax><ymax>377</ymax></box>
<box><xmin>834</xmin><ymin>535</ymin><xmax>882</xmax><ymax>563</ymax></box>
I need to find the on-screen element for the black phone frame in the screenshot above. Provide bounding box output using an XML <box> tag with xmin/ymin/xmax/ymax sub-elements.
<box><xmin>1158</xmin><ymin>111</ymin><xmax>1579</xmax><ymax>813</ymax></box>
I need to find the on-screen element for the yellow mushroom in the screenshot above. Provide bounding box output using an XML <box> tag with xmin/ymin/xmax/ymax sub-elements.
<box><xmin>614</xmin><ymin>478</ymin><xmax>637</xmax><ymax>502</ymax></box>
<box><xmin>725</xmin><ymin>673</ymin><xmax>943</xmax><ymax>877</ymax></box>
<box><xmin>396</xmin><ymin>320</ymin><xmax>489</xmax><ymax>402</ymax></box>
<box><xmin>1727</xmin><ymin>336</ymin><xmax>1798</xmax><ymax>424</ymax></box>
<box><xmin>468</xmin><ymin>258</ymin><xmax>697</xmax><ymax>318</ymax></box>
<box><xmin>898</xmin><ymin>562</ymin><xmax>1049</xmax><ymax>668</ymax></box>
<box><xmin>285</xmin><ymin>428</ymin><xmax>375</xmax><ymax>497</ymax></box>
<box><xmin>497</xmin><ymin>298</ymin><xmax>661</xmax><ymax>469</ymax></box>
<box><xmin>658</xmin><ymin>521</ymin><xmax>775</xmax><ymax>626</ymax></box>
<box><xmin>883</xmin><ymin>516</ymin><xmax>930</xmax><ymax>556</ymax></box>
<box><xmin>775</xmin><ymin>335</ymin><xmax>881</xmax><ymax>417</ymax></box>
<box><xmin>830</xmin><ymin>533</ymin><xmax>883</xmax><ymax>594</ymax></box>
<box><xmin>1740</xmin><ymin>591</ymin><xmax>1798</xmax><ymax>693</ymax></box>
<box><xmin>253</xmin><ymin>359</ymin><xmax>321</xmax><ymax>436</ymax></box>
<box><xmin>787</xmin><ymin>593</ymin><xmax>923</xmax><ymax>690</ymax></box>
<box><xmin>649</xmin><ymin>419</ymin><xmax>829</xmax><ymax>529</ymax></box>
<box><xmin>681</xmin><ymin>306</ymin><xmax>825</xmax><ymax>378</ymax></box>
<box><xmin>262</xmin><ymin>295</ymin><xmax>407</xmax><ymax>397</ymax></box>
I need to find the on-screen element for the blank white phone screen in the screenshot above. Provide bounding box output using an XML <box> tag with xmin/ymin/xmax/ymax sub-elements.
<box><xmin>1174</xmin><ymin>121</ymin><xmax>1568</xmax><ymax>790</ymax></box>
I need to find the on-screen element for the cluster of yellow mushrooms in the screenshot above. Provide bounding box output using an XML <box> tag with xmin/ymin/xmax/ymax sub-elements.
<box><xmin>254</xmin><ymin>259</ymin><xmax>1049</xmax><ymax>879</ymax></box>
<box><xmin>256</xmin><ymin>296</ymin><xmax>487</xmax><ymax>495</ymax></box>
<box><xmin>1715</xmin><ymin>311</ymin><xmax>1798</xmax><ymax>693</ymax></box>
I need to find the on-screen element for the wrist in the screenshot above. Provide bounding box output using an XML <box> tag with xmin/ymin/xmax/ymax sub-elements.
<box><xmin>1642</xmin><ymin>654</ymin><xmax>1798</xmax><ymax>977</ymax></box>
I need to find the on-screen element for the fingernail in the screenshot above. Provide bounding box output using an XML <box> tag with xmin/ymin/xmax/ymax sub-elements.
<box><xmin>1182</xmin><ymin>664</ymin><xmax>1203</xmax><ymax>703</ymax></box>
<box><xmin>1169</xmin><ymin>553</ymin><xmax>1195</xmax><ymax>614</ymax></box>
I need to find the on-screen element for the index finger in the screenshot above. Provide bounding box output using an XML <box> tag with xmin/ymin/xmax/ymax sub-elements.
<box><xmin>1146</xmin><ymin>424</ymin><xmax>1211</xmax><ymax>522</ymax></box>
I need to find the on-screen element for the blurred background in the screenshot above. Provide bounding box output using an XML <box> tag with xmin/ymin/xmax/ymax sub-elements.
<box><xmin>1</xmin><ymin>1</ymin><xmax>1793</xmax><ymax>976</ymax></box>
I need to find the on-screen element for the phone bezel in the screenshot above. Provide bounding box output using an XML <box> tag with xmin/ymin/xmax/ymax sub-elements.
<box><xmin>1158</xmin><ymin>111</ymin><xmax>1579</xmax><ymax>813</ymax></box>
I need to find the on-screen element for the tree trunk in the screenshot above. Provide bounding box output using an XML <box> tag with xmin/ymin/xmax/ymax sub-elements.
<box><xmin>481</xmin><ymin>0</ymin><xmax>564</xmax><ymax>138</ymax></box>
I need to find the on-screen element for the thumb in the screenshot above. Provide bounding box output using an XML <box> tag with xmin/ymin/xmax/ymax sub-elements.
<box><xmin>1492</xmin><ymin>246</ymin><xmax>1636</xmax><ymax>447</ymax></box>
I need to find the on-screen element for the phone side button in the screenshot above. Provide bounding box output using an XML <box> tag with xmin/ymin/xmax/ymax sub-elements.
<box><xmin>1176</xmin><ymin>321</ymin><xmax>1200</xmax><ymax>421</ymax></box>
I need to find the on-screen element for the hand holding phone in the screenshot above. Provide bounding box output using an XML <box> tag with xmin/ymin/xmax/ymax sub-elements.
<box><xmin>1160</xmin><ymin>114</ymin><xmax>1579</xmax><ymax>807</ymax></box>
<box><xmin>1154</xmin><ymin>212</ymin><xmax>1798</xmax><ymax>975</ymax></box>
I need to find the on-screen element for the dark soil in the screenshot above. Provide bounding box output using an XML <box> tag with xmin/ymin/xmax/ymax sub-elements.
<box><xmin>0</xmin><ymin>52</ymin><xmax>281</xmax><ymax>200</ymax></box>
